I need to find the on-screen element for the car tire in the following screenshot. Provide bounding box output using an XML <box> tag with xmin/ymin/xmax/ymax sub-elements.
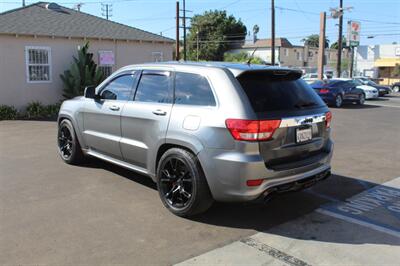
<box><xmin>393</xmin><ymin>85</ymin><xmax>399</xmax><ymax>93</ymax></box>
<box><xmin>156</xmin><ymin>148</ymin><xmax>213</xmax><ymax>217</ymax></box>
<box><xmin>334</xmin><ymin>94</ymin><xmax>343</xmax><ymax>108</ymax></box>
<box><xmin>358</xmin><ymin>93</ymin><xmax>365</xmax><ymax>105</ymax></box>
<box><xmin>57</xmin><ymin>119</ymin><xmax>84</xmax><ymax>165</ymax></box>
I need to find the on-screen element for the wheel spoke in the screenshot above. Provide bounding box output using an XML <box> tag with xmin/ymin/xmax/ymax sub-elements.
<box><xmin>160</xmin><ymin>157</ymin><xmax>193</xmax><ymax>209</ymax></box>
<box><xmin>180</xmin><ymin>189</ymin><xmax>191</xmax><ymax>199</ymax></box>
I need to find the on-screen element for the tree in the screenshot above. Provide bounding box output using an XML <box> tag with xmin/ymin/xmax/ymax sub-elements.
<box><xmin>224</xmin><ymin>52</ymin><xmax>264</xmax><ymax>64</ymax></box>
<box><xmin>391</xmin><ymin>63</ymin><xmax>400</xmax><ymax>78</ymax></box>
<box><xmin>302</xmin><ymin>34</ymin><xmax>329</xmax><ymax>48</ymax></box>
<box><xmin>60</xmin><ymin>42</ymin><xmax>105</xmax><ymax>99</ymax></box>
<box><xmin>187</xmin><ymin>10</ymin><xmax>246</xmax><ymax>61</ymax></box>
<box><xmin>331</xmin><ymin>36</ymin><xmax>348</xmax><ymax>49</ymax></box>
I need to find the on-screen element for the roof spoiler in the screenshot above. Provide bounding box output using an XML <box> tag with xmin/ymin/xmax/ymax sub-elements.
<box><xmin>236</xmin><ymin>69</ymin><xmax>303</xmax><ymax>80</ymax></box>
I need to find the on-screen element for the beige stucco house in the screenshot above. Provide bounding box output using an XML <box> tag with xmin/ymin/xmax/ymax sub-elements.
<box><xmin>0</xmin><ymin>2</ymin><xmax>174</xmax><ymax>109</ymax></box>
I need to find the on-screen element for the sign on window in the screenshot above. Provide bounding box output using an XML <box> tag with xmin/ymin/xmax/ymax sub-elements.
<box><xmin>99</xmin><ymin>50</ymin><xmax>115</xmax><ymax>66</ymax></box>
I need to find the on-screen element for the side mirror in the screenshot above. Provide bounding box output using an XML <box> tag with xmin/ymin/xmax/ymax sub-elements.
<box><xmin>84</xmin><ymin>86</ymin><xmax>99</xmax><ymax>99</ymax></box>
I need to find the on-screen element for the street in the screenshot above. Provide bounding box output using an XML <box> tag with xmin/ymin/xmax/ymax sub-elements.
<box><xmin>1</xmin><ymin>95</ymin><xmax>399</xmax><ymax>265</ymax></box>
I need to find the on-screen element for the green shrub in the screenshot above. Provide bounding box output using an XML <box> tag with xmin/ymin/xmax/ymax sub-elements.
<box><xmin>44</xmin><ymin>103</ymin><xmax>61</xmax><ymax>119</ymax></box>
<box><xmin>26</xmin><ymin>102</ymin><xmax>47</xmax><ymax>119</ymax></box>
<box><xmin>224</xmin><ymin>52</ymin><xmax>264</xmax><ymax>64</ymax></box>
<box><xmin>0</xmin><ymin>105</ymin><xmax>18</xmax><ymax>120</ymax></box>
<box><xmin>25</xmin><ymin>101</ymin><xmax>61</xmax><ymax>119</ymax></box>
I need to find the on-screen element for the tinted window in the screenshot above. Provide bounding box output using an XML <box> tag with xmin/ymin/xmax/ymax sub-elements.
<box><xmin>237</xmin><ymin>71</ymin><xmax>325</xmax><ymax>112</ymax></box>
<box><xmin>135</xmin><ymin>72</ymin><xmax>172</xmax><ymax>103</ymax></box>
<box><xmin>174</xmin><ymin>72</ymin><xmax>216</xmax><ymax>106</ymax></box>
<box><xmin>100</xmin><ymin>74</ymin><xmax>136</xmax><ymax>100</ymax></box>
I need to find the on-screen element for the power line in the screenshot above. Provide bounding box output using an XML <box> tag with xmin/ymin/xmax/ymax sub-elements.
<box><xmin>101</xmin><ymin>3</ymin><xmax>112</xmax><ymax>20</ymax></box>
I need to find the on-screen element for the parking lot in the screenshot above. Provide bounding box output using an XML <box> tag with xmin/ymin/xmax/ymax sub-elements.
<box><xmin>1</xmin><ymin>94</ymin><xmax>399</xmax><ymax>265</ymax></box>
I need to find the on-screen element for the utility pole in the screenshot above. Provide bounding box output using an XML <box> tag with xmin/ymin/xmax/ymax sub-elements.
<box><xmin>337</xmin><ymin>0</ymin><xmax>343</xmax><ymax>77</ymax></box>
<box><xmin>196</xmin><ymin>30</ymin><xmax>199</xmax><ymax>61</ymax></box>
<box><xmin>271</xmin><ymin>0</ymin><xmax>275</xmax><ymax>66</ymax></box>
<box><xmin>182</xmin><ymin>0</ymin><xmax>187</xmax><ymax>61</ymax></box>
<box><xmin>349</xmin><ymin>46</ymin><xmax>355</xmax><ymax>77</ymax></box>
<box><xmin>101</xmin><ymin>3</ymin><xmax>112</xmax><ymax>20</ymax></box>
<box><xmin>318</xmin><ymin>12</ymin><xmax>326</xmax><ymax>80</ymax></box>
<box><xmin>175</xmin><ymin>0</ymin><xmax>180</xmax><ymax>61</ymax></box>
<box><xmin>22</xmin><ymin>0</ymin><xmax>25</xmax><ymax>7</ymax></box>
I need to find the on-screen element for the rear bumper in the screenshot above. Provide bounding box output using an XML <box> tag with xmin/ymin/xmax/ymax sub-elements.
<box><xmin>198</xmin><ymin>140</ymin><xmax>334</xmax><ymax>202</ymax></box>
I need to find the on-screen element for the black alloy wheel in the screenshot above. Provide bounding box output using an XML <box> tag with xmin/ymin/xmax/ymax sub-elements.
<box><xmin>157</xmin><ymin>148</ymin><xmax>213</xmax><ymax>217</ymax></box>
<box><xmin>57</xmin><ymin>119</ymin><xmax>84</xmax><ymax>164</ymax></box>
<box><xmin>159</xmin><ymin>157</ymin><xmax>193</xmax><ymax>209</ymax></box>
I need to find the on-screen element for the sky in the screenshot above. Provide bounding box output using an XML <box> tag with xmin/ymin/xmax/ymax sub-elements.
<box><xmin>1</xmin><ymin>0</ymin><xmax>399</xmax><ymax>46</ymax></box>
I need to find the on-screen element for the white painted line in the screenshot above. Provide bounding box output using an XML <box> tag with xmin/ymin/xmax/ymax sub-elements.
<box><xmin>316</xmin><ymin>208</ymin><xmax>400</xmax><ymax>238</ymax></box>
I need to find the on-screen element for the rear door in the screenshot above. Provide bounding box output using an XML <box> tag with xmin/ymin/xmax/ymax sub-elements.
<box><xmin>83</xmin><ymin>73</ymin><xmax>137</xmax><ymax>159</ymax></box>
<box><xmin>342</xmin><ymin>81</ymin><xmax>360</xmax><ymax>100</ymax></box>
<box><xmin>236</xmin><ymin>70</ymin><xmax>331</xmax><ymax>171</ymax></box>
<box><xmin>120</xmin><ymin>69</ymin><xmax>173</xmax><ymax>169</ymax></box>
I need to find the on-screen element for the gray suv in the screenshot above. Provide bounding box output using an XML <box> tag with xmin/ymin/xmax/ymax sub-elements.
<box><xmin>57</xmin><ymin>62</ymin><xmax>333</xmax><ymax>216</ymax></box>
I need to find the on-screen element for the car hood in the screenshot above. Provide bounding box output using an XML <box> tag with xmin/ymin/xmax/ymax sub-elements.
<box><xmin>374</xmin><ymin>85</ymin><xmax>390</xmax><ymax>90</ymax></box>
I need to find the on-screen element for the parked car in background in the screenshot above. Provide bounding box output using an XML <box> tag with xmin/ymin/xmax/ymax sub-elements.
<box><xmin>392</xmin><ymin>82</ymin><xmax>400</xmax><ymax>93</ymax></box>
<box><xmin>336</xmin><ymin>78</ymin><xmax>378</xmax><ymax>99</ymax></box>
<box><xmin>302</xmin><ymin>73</ymin><xmax>328</xmax><ymax>84</ymax></box>
<box><xmin>310</xmin><ymin>79</ymin><xmax>366</xmax><ymax>108</ymax></box>
<box><xmin>354</xmin><ymin>78</ymin><xmax>391</xmax><ymax>96</ymax></box>
<box><xmin>57</xmin><ymin>62</ymin><xmax>333</xmax><ymax>217</ymax></box>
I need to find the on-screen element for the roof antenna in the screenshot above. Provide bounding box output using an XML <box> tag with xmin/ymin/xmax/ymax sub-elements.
<box><xmin>246</xmin><ymin>47</ymin><xmax>258</xmax><ymax>65</ymax></box>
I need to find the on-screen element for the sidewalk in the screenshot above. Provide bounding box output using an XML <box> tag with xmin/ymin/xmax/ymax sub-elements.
<box><xmin>176</xmin><ymin>177</ymin><xmax>400</xmax><ymax>265</ymax></box>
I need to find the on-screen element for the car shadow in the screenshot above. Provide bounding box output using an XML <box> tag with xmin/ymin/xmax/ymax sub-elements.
<box><xmin>81</xmin><ymin>158</ymin><xmax>399</xmax><ymax>245</ymax></box>
<box><xmin>81</xmin><ymin>157</ymin><xmax>157</xmax><ymax>190</ymax></box>
<box><xmin>335</xmin><ymin>104</ymin><xmax>381</xmax><ymax>109</ymax></box>
<box><xmin>367</xmin><ymin>97</ymin><xmax>390</xmax><ymax>101</ymax></box>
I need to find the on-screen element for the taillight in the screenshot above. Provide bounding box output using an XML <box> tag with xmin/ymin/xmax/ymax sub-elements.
<box><xmin>225</xmin><ymin>119</ymin><xmax>281</xmax><ymax>141</ymax></box>
<box><xmin>325</xmin><ymin>111</ymin><xmax>332</xmax><ymax>128</ymax></box>
<box><xmin>319</xmin><ymin>88</ymin><xmax>330</xmax><ymax>93</ymax></box>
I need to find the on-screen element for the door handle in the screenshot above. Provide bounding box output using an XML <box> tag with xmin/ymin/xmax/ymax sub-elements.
<box><xmin>109</xmin><ymin>105</ymin><xmax>120</xmax><ymax>111</ymax></box>
<box><xmin>152</xmin><ymin>109</ymin><xmax>167</xmax><ymax>116</ymax></box>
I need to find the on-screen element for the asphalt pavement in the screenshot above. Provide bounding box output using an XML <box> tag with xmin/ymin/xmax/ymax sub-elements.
<box><xmin>1</xmin><ymin>94</ymin><xmax>399</xmax><ymax>265</ymax></box>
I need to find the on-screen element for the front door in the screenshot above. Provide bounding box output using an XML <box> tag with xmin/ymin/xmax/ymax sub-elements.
<box><xmin>83</xmin><ymin>73</ymin><xmax>137</xmax><ymax>159</ymax></box>
<box><xmin>120</xmin><ymin>70</ymin><xmax>173</xmax><ymax>170</ymax></box>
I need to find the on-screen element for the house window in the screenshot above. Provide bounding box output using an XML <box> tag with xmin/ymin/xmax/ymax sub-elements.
<box><xmin>296</xmin><ymin>51</ymin><xmax>303</xmax><ymax>61</ymax></box>
<box><xmin>25</xmin><ymin>46</ymin><xmax>51</xmax><ymax>82</ymax></box>
<box><xmin>284</xmin><ymin>48</ymin><xmax>289</xmax><ymax>56</ymax></box>
<box><xmin>99</xmin><ymin>66</ymin><xmax>113</xmax><ymax>77</ymax></box>
<box><xmin>152</xmin><ymin>52</ymin><xmax>163</xmax><ymax>62</ymax></box>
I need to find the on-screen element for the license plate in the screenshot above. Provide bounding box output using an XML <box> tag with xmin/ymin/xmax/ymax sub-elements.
<box><xmin>296</xmin><ymin>127</ymin><xmax>312</xmax><ymax>143</ymax></box>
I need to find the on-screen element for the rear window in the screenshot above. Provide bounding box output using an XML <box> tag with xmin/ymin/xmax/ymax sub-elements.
<box><xmin>237</xmin><ymin>71</ymin><xmax>325</xmax><ymax>112</ymax></box>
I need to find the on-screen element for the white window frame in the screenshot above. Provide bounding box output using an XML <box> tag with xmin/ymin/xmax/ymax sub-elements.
<box><xmin>284</xmin><ymin>48</ymin><xmax>289</xmax><ymax>57</ymax></box>
<box><xmin>151</xmin><ymin>51</ymin><xmax>163</xmax><ymax>62</ymax></box>
<box><xmin>25</xmin><ymin>46</ymin><xmax>52</xmax><ymax>83</ymax></box>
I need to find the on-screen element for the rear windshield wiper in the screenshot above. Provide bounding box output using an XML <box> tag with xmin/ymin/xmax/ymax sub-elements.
<box><xmin>294</xmin><ymin>102</ymin><xmax>317</xmax><ymax>109</ymax></box>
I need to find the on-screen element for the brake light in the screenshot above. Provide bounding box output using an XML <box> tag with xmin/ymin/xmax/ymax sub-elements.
<box><xmin>225</xmin><ymin>119</ymin><xmax>281</xmax><ymax>141</ymax></box>
<box><xmin>319</xmin><ymin>88</ymin><xmax>330</xmax><ymax>93</ymax></box>
<box><xmin>325</xmin><ymin>111</ymin><xmax>332</xmax><ymax>128</ymax></box>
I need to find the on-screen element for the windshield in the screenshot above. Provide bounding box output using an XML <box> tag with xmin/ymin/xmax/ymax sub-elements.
<box><xmin>237</xmin><ymin>71</ymin><xmax>326</xmax><ymax>112</ymax></box>
<box><xmin>367</xmin><ymin>80</ymin><xmax>377</xmax><ymax>86</ymax></box>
